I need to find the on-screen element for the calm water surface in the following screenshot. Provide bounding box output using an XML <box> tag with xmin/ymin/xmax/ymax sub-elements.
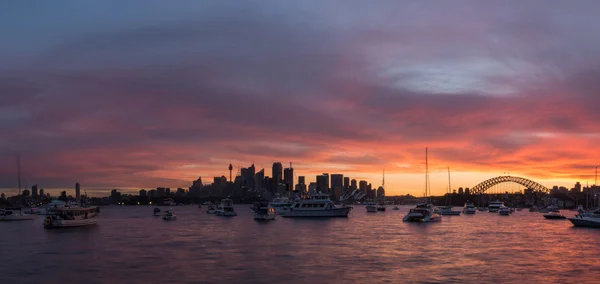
<box><xmin>1</xmin><ymin>205</ymin><xmax>599</xmax><ymax>284</ymax></box>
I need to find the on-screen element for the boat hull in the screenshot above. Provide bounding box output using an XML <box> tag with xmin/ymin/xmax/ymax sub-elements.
<box><xmin>568</xmin><ymin>217</ymin><xmax>600</xmax><ymax>227</ymax></box>
<box><xmin>376</xmin><ymin>207</ymin><xmax>386</xmax><ymax>212</ymax></box>
<box><xmin>44</xmin><ymin>218</ymin><xmax>97</xmax><ymax>228</ymax></box>
<box><xmin>544</xmin><ymin>214</ymin><xmax>566</xmax><ymax>220</ymax></box>
<box><xmin>254</xmin><ymin>213</ymin><xmax>276</xmax><ymax>220</ymax></box>
<box><xmin>281</xmin><ymin>207</ymin><xmax>351</xmax><ymax>218</ymax></box>
<box><xmin>366</xmin><ymin>206</ymin><xmax>377</xmax><ymax>213</ymax></box>
<box><xmin>402</xmin><ymin>213</ymin><xmax>441</xmax><ymax>223</ymax></box>
<box><xmin>441</xmin><ymin>211</ymin><xmax>461</xmax><ymax>216</ymax></box>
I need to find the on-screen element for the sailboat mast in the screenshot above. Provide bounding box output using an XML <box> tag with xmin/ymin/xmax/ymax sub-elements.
<box><xmin>425</xmin><ymin>147</ymin><xmax>429</xmax><ymax>198</ymax></box>
<box><xmin>448</xmin><ymin>167</ymin><xmax>451</xmax><ymax>206</ymax></box>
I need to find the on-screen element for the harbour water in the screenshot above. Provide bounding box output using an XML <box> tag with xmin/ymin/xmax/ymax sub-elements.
<box><xmin>1</xmin><ymin>205</ymin><xmax>599</xmax><ymax>284</ymax></box>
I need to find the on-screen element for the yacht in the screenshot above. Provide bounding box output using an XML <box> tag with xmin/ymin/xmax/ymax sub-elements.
<box><xmin>543</xmin><ymin>212</ymin><xmax>566</xmax><ymax>219</ymax></box>
<box><xmin>44</xmin><ymin>207</ymin><xmax>99</xmax><ymax>228</ymax></box>
<box><xmin>403</xmin><ymin>202</ymin><xmax>441</xmax><ymax>222</ymax></box>
<box><xmin>269</xmin><ymin>197</ymin><xmax>293</xmax><ymax>214</ymax></box>
<box><xmin>463</xmin><ymin>202</ymin><xmax>476</xmax><ymax>214</ymax></box>
<box><xmin>250</xmin><ymin>202</ymin><xmax>276</xmax><ymax>221</ymax></box>
<box><xmin>205</xmin><ymin>205</ymin><xmax>217</xmax><ymax>214</ymax></box>
<box><xmin>440</xmin><ymin>205</ymin><xmax>461</xmax><ymax>216</ymax></box>
<box><xmin>568</xmin><ymin>209</ymin><xmax>600</xmax><ymax>228</ymax></box>
<box><xmin>153</xmin><ymin>207</ymin><xmax>161</xmax><ymax>216</ymax></box>
<box><xmin>0</xmin><ymin>208</ymin><xmax>34</xmax><ymax>221</ymax></box>
<box><xmin>365</xmin><ymin>201</ymin><xmax>377</xmax><ymax>213</ymax></box>
<box><xmin>488</xmin><ymin>200</ymin><xmax>504</xmax><ymax>213</ymax></box>
<box><xmin>376</xmin><ymin>203</ymin><xmax>386</xmax><ymax>212</ymax></box>
<box><xmin>403</xmin><ymin>147</ymin><xmax>441</xmax><ymax>223</ymax></box>
<box><xmin>162</xmin><ymin>209</ymin><xmax>177</xmax><ymax>220</ymax></box>
<box><xmin>163</xmin><ymin>198</ymin><xmax>176</xmax><ymax>206</ymax></box>
<box><xmin>499</xmin><ymin>206</ymin><xmax>511</xmax><ymax>216</ymax></box>
<box><xmin>216</xmin><ymin>198</ymin><xmax>237</xmax><ymax>216</ymax></box>
<box><xmin>280</xmin><ymin>193</ymin><xmax>352</xmax><ymax>218</ymax></box>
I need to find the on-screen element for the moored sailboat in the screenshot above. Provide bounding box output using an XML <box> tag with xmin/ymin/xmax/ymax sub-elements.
<box><xmin>403</xmin><ymin>147</ymin><xmax>441</xmax><ymax>223</ymax></box>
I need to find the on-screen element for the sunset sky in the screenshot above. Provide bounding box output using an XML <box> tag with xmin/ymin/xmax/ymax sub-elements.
<box><xmin>1</xmin><ymin>1</ymin><xmax>600</xmax><ymax>196</ymax></box>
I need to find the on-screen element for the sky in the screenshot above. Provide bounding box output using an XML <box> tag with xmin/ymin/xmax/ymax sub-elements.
<box><xmin>1</xmin><ymin>1</ymin><xmax>600</xmax><ymax>196</ymax></box>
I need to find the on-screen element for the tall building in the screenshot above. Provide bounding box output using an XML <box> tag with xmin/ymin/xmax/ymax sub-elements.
<box><xmin>331</xmin><ymin>174</ymin><xmax>343</xmax><ymax>200</ymax></box>
<box><xmin>377</xmin><ymin>186</ymin><xmax>385</xmax><ymax>200</ymax></box>
<box><xmin>284</xmin><ymin>166</ymin><xmax>294</xmax><ymax>192</ymax></box>
<box><xmin>322</xmin><ymin>173</ymin><xmax>329</xmax><ymax>192</ymax></box>
<box><xmin>255</xmin><ymin>169</ymin><xmax>265</xmax><ymax>191</ymax></box>
<box><xmin>241</xmin><ymin>164</ymin><xmax>256</xmax><ymax>190</ymax></box>
<box><xmin>308</xmin><ymin>182</ymin><xmax>317</xmax><ymax>195</ymax></box>
<box><xmin>272</xmin><ymin>162</ymin><xmax>283</xmax><ymax>183</ymax></box>
<box><xmin>31</xmin><ymin>184</ymin><xmax>38</xmax><ymax>197</ymax></box>
<box><xmin>39</xmin><ymin>188</ymin><xmax>44</xmax><ymax>197</ymax></box>
<box><xmin>359</xmin><ymin>180</ymin><xmax>368</xmax><ymax>194</ymax></box>
<box><xmin>298</xmin><ymin>176</ymin><xmax>306</xmax><ymax>185</ymax></box>
<box><xmin>458</xmin><ymin>187</ymin><xmax>464</xmax><ymax>195</ymax></box>
<box><xmin>75</xmin><ymin>182</ymin><xmax>81</xmax><ymax>199</ymax></box>
<box><xmin>465</xmin><ymin>188</ymin><xmax>470</xmax><ymax>195</ymax></box>
<box><xmin>157</xmin><ymin>187</ymin><xmax>166</xmax><ymax>197</ymax></box>
<box><xmin>351</xmin><ymin>179</ymin><xmax>358</xmax><ymax>191</ymax></box>
<box><xmin>316</xmin><ymin>175</ymin><xmax>328</xmax><ymax>193</ymax></box>
<box><xmin>343</xmin><ymin>177</ymin><xmax>350</xmax><ymax>192</ymax></box>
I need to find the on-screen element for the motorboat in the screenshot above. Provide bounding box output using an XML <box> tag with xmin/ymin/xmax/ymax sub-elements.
<box><xmin>44</xmin><ymin>207</ymin><xmax>99</xmax><ymax>228</ymax></box>
<box><xmin>216</xmin><ymin>199</ymin><xmax>237</xmax><ymax>216</ymax></box>
<box><xmin>568</xmin><ymin>209</ymin><xmax>600</xmax><ymax>228</ymax></box>
<box><xmin>365</xmin><ymin>201</ymin><xmax>377</xmax><ymax>213</ymax></box>
<box><xmin>498</xmin><ymin>206</ymin><xmax>511</xmax><ymax>216</ymax></box>
<box><xmin>0</xmin><ymin>208</ymin><xmax>34</xmax><ymax>221</ymax></box>
<box><xmin>206</xmin><ymin>205</ymin><xmax>217</xmax><ymax>214</ymax></box>
<box><xmin>376</xmin><ymin>203</ymin><xmax>386</xmax><ymax>212</ymax></box>
<box><xmin>403</xmin><ymin>202</ymin><xmax>441</xmax><ymax>222</ymax></box>
<box><xmin>463</xmin><ymin>202</ymin><xmax>476</xmax><ymax>215</ymax></box>
<box><xmin>162</xmin><ymin>209</ymin><xmax>176</xmax><ymax>220</ymax></box>
<box><xmin>269</xmin><ymin>197</ymin><xmax>293</xmax><ymax>214</ymax></box>
<box><xmin>153</xmin><ymin>207</ymin><xmax>161</xmax><ymax>216</ymax></box>
<box><xmin>280</xmin><ymin>193</ymin><xmax>352</xmax><ymax>218</ymax></box>
<box><xmin>488</xmin><ymin>200</ymin><xmax>504</xmax><ymax>213</ymax></box>
<box><xmin>543</xmin><ymin>212</ymin><xmax>566</xmax><ymax>220</ymax></box>
<box><xmin>250</xmin><ymin>202</ymin><xmax>276</xmax><ymax>221</ymax></box>
<box><xmin>163</xmin><ymin>198</ymin><xmax>176</xmax><ymax>206</ymax></box>
<box><xmin>440</xmin><ymin>205</ymin><xmax>461</xmax><ymax>216</ymax></box>
<box><xmin>392</xmin><ymin>205</ymin><xmax>400</xmax><ymax>210</ymax></box>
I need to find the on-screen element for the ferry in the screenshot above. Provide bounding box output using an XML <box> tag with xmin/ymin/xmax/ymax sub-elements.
<box><xmin>488</xmin><ymin>200</ymin><xmax>504</xmax><ymax>213</ymax></box>
<box><xmin>44</xmin><ymin>206</ymin><xmax>99</xmax><ymax>228</ymax></box>
<box><xmin>280</xmin><ymin>193</ymin><xmax>352</xmax><ymax>218</ymax></box>
<box><xmin>403</xmin><ymin>202</ymin><xmax>441</xmax><ymax>222</ymax></box>
<box><xmin>216</xmin><ymin>198</ymin><xmax>237</xmax><ymax>216</ymax></box>
<box><xmin>0</xmin><ymin>208</ymin><xmax>34</xmax><ymax>221</ymax></box>
<box><xmin>269</xmin><ymin>197</ymin><xmax>293</xmax><ymax>214</ymax></box>
<box><xmin>365</xmin><ymin>201</ymin><xmax>377</xmax><ymax>213</ymax></box>
<box><xmin>250</xmin><ymin>202</ymin><xmax>276</xmax><ymax>221</ymax></box>
<box><xmin>463</xmin><ymin>202</ymin><xmax>476</xmax><ymax>214</ymax></box>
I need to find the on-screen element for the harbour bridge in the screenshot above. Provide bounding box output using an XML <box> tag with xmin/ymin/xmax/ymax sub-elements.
<box><xmin>470</xmin><ymin>175</ymin><xmax>549</xmax><ymax>195</ymax></box>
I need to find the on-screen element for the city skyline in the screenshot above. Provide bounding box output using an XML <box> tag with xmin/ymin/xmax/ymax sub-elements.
<box><xmin>2</xmin><ymin>1</ymin><xmax>600</xmax><ymax>195</ymax></box>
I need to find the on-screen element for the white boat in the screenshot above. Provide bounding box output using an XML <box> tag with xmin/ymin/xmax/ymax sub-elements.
<box><xmin>280</xmin><ymin>193</ymin><xmax>352</xmax><ymax>218</ymax></box>
<box><xmin>402</xmin><ymin>147</ymin><xmax>441</xmax><ymax>223</ymax></box>
<box><xmin>568</xmin><ymin>209</ymin><xmax>600</xmax><ymax>227</ymax></box>
<box><xmin>440</xmin><ymin>205</ymin><xmax>461</xmax><ymax>216</ymax></box>
<box><xmin>205</xmin><ymin>205</ymin><xmax>217</xmax><ymax>214</ymax></box>
<box><xmin>250</xmin><ymin>202</ymin><xmax>276</xmax><ymax>220</ymax></box>
<box><xmin>0</xmin><ymin>208</ymin><xmax>34</xmax><ymax>221</ymax></box>
<box><xmin>216</xmin><ymin>199</ymin><xmax>237</xmax><ymax>216</ymax></box>
<box><xmin>365</xmin><ymin>201</ymin><xmax>377</xmax><ymax>213</ymax></box>
<box><xmin>403</xmin><ymin>202</ymin><xmax>441</xmax><ymax>222</ymax></box>
<box><xmin>44</xmin><ymin>207</ymin><xmax>99</xmax><ymax>228</ymax></box>
<box><xmin>153</xmin><ymin>207</ymin><xmax>161</xmax><ymax>216</ymax></box>
<box><xmin>162</xmin><ymin>209</ymin><xmax>176</xmax><ymax>220</ymax></box>
<box><xmin>269</xmin><ymin>197</ymin><xmax>293</xmax><ymax>214</ymax></box>
<box><xmin>163</xmin><ymin>198</ymin><xmax>176</xmax><ymax>206</ymax></box>
<box><xmin>463</xmin><ymin>202</ymin><xmax>476</xmax><ymax>214</ymax></box>
<box><xmin>488</xmin><ymin>200</ymin><xmax>504</xmax><ymax>213</ymax></box>
<box><xmin>499</xmin><ymin>206</ymin><xmax>511</xmax><ymax>216</ymax></box>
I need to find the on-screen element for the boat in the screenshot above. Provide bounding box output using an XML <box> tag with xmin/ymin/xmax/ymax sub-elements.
<box><xmin>206</xmin><ymin>205</ymin><xmax>217</xmax><ymax>214</ymax></box>
<box><xmin>365</xmin><ymin>201</ymin><xmax>377</xmax><ymax>213</ymax></box>
<box><xmin>568</xmin><ymin>209</ymin><xmax>600</xmax><ymax>228</ymax></box>
<box><xmin>269</xmin><ymin>197</ymin><xmax>293</xmax><ymax>214</ymax></box>
<box><xmin>440</xmin><ymin>167</ymin><xmax>461</xmax><ymax>216</ymax></box>
<box><xmin>392</xmin><ymin>206</ymin><xmax>400</xmax><ymax>210</ymax></box>
<box><xmin>498</xmin><ymin>206</ymin><xmax>511</xmax><ymax>216</ymax></box>
<box><xmin>488</xmin><ymin>200</ymin><xmax>504</xmax><ymax>213</ymax></box>
<box><xmin>162</xmin><ymin>209</ymin><xmax>176</xmax><ymax>220</ymax></box>
<box><xmin>463</xmin><ymin>202</ymin><xmax>476</xmax><ymax>214</ymax></box>
<box><xmin>477</xmin><ymin>207</ymin><xmax>488</xmax><ymax>211</ymax></box>
<box><xmin>280</xmin><ymin>193</ymin><xmax>352</xmax><ymax>218</ymax></box>
<box><xmin>376</xmin><ymin>203</ymin><xmax>386</xmax><ymax>212</ymax></box>
<box><xmin>153</xmin><ymin>207</ymin><xmax>161</xmax><ymax>216</ymax></box>
<box><xmin>216</xmin><ymin>198</ymin><xmax>237</xmax><ymax>216</ymax></box>
<box><xmin>250</xmin><ymin>202</ymin><xmax>276</xmax><ymax>220</ymax></box>
<box><xmin>543</xmin><ymin>212</ymin><xmax>566</xmax><ymax>220</ymax></box>
<box><xmin>43</xmin><ymin>206</ymin><xmax>100</xmax><ymax>228</ymax></box>
<box><xmin>402</xmin><ymin>147</ymin><xmax>441</xmax><ymax>223</ymax></box>
<box><xmin>163</xmin><ymin>198</ymin><xmax>176</xmax><ymax>206</ymax></box>
<box><xmin>0</xmin><ymin>208</ymin><xmax>34</xmax><ymax>221</ymax></box>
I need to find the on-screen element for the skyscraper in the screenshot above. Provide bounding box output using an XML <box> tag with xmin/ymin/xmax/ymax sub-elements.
<box><xmin>31</xmin><ymin>184</ymin><xmax>38</xmax><ymax>197</ymax></box>
<box><xmin>255</xmin><ymin>169</ymin><xmax>265</xmax><ymax>191</ymax></box>
<box><xmin>298</xmin><ymin>176</ymin><xmax>305</xmax><ymax>185</ymax></box>
<box><xmin>316</xmin><ymin>175</ymin><xmax>328</xmax><ymax>193</ymax></box>
<box><xmin>331</xmin><ymin>174</ymin><xmax>343</xmax><ymax>199</ymax></box>
<box><xmin>39</xmin><ymin>188</ymin><xmax>44</xmax><ymax>197</ymax></box>
<box><xmin>322</xmin><ymin>173</ymin><xmax>329</xmax><ymax>193</ymax></box>
<box><xmin>351</xmin><ymin>179</ymin><xmax>357</xmax><ymax>191</ymax></box>
<box><xmin>272</xmin><ymin>162</ymin><xmax>283</xmax><ymax>183</ymax></box>
<box><xmin>284</xmin><ymin>166</ymin><xmax>294</xmax><ymax>192</ymax></box>
<box><xmin>359</xmin><ymin>180</ymin><xmax>367</xmax><ymax>194</ymax></box>
<box><xmin>343</xmin><ymin>177</ymin><xmax>350</xmax><ymax>190</ymax></box>
<box><xmin>75</xmin><ymin>182</ymin><xmax>81</xmax><ymax>199</ymax></box>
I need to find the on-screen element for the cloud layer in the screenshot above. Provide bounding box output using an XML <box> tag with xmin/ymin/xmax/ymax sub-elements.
<box><xmin>1</xmin><ymin>1</ymin><xmax>600</xmax><ymax>195</ymax></box>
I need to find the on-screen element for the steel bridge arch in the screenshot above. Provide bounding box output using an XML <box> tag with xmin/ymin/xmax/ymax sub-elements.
<box><xmin>470</xmin><ymin>176</ymin><xmax>549</xmax><ymax>195</ymax></box>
